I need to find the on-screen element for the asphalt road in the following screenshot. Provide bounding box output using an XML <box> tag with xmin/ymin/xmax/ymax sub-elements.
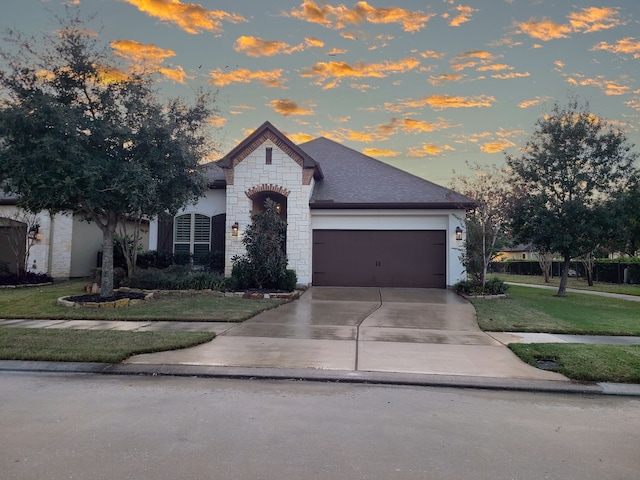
<box><xmin>1</xmin><ymin>372</ymin><xmax>639</xmax><ymax>480</ymax></box>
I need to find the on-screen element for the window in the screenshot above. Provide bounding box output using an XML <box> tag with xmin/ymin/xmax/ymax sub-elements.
<box><xmin>266</xmin><ymin>147</ymin><xmax>272</xmax><ymax>165</ymax></box>
<box><xmin>174</xmin><ymin>213</ymin><xmax>210</xmax><ymax>264</ymax></box>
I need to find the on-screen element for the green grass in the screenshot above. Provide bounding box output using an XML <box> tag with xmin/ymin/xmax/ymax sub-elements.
<box><xmin>0</xmin><ymin>279</ymin><xmax>286</xmax><ymax>321</ymax></box>
<box><xmin>0</xmin><ymin>328</ymin><xmax>215</xmax><ymax>363</ymax></box>
<box><xmin>488</xmin><ymin>273</ymin><xmax>640</xmax><ymax>296</ymax></box>
<box><xmin>471</xmin><ymin>285</ymin><xmax>640</xmax><ymax>335</ymax></box>
<box><xmin>510</xmin><ymin>343</ymin><xmax>640</xmax><ymax>384</ymax></box>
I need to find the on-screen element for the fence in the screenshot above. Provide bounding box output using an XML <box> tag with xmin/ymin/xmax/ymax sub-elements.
<box><xmin>489</xmin><ymin>260</ymin><xmax>640</xmax><ymax>284</ymax></box>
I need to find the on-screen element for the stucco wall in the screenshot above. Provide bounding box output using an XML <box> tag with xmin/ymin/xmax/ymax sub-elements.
<box><xmin>225</xmin><ymin>139</ymin><xmax>314</xmax><ymax>284</ymax></box>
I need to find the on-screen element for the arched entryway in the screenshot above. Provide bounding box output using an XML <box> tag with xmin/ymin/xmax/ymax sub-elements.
<box><xmin>251</xmin><ymin>191</ymin><xmax>287</xmax><ymax>223</ymax></box>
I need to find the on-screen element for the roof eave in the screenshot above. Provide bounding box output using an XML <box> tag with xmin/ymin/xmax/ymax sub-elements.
<box><xmin>309</xmin><ymin>202</ymin><xmax>477</xmax><ymax>210</ymax></box>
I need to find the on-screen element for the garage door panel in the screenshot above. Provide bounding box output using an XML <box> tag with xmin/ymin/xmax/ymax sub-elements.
<box><xmin>312</xmin><ymin>230</ymin><xmax>446</xmax><ymax>288</ymax></box>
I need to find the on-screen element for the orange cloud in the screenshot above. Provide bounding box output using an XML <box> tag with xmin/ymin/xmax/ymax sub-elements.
<box><xmin>450</xmin><ymin>50</ymin><xmax>494</xmax><ymax>71</ymax></box>
<box><xmin>449</xmin><ymin>5</ymin><xmax>476</xmax><ymax>27</ymax></box>
<box><xmin>480</xmin><ymin>140</ymin><xmax>515</xmax><ymax>153</ymax></box>
<box><xmin>362</xmin><ymin>147</ymin><xmax>399</xmax><ymax>157</ymax></box>
<box><xmin>158</xmin><ymin>66</ymin><xmax>190</xmax><ymax>83</ymax></box>
<box><xmin>269</xmin><ymin>99</ymin><xmax>315</xmax><ymax>116</ymax></box>
<box><xmin>568</xmin><ymin>6</ymin><xmax>621</xmax><ymax>33</ymax></box>
<box><xmin>120</xmin><ymin>0</ymin><xmax>247</xmax><ymax>34</ymax></box>
<box><xmin>305</xmin><ymin>37</ymin><xmax>325</xmax><ymax>48</ymax></box>
<box><xmin>591</xmin><ymin>37</ymin><xmax>640</xmax><ymax>59</ymax></box>
<box><xmin>419</xmin><ymin>94</ymin><xmax>496</xmax><ymax>110</ymax></box>
<box><xmin>111</xmin><ymin>39</ymin><xmax>175</xmax><ymax>64</ymax></box>
<box><xmin>514</xmin><ymin>17</ymin><xmax>572</xmax><ymax>41</ymax></box>
<box><xmin>328</xmin><ymin>47</ymin><xmax>347</xmax><ymax>55</ymax></box>
<box><xmin>518</xmin><ymin>96</ymin><xmax>550</xmax><ymax>109</ymax></box>
<box><xmin>288</xmin><ymin>132</ymin><xmax>315</xmax><ymax>144</ymax></box>
<box><xmin>566</xmin><ymin>74</ymin><xmax>631</xmax><ymax>96</ymax></box>
<box><xmin>285</xmin><ymin>0</ymin><xmax>434</xmax><ymax>33</ymax></box>
<box><xmin>407</xmin><ymin>144</ymin><xmax>455</xmax><ymax>157</ymax></box>
<box><xmin>300</xmin><ymin>57</ymin><xmax>420</xmax><ymax>88</ymax></box>
<box><xmin>476</xmin><ymin>63</ymin><xmax>512</xmax><ymax>72</ymax></box>
<box><xmin>207</xmin><ymin>116</ymin><xmax>226</xmax><ymax>128</ymax></box>
<box><xmin>418</xmin><ymin>49</ymin><xmax>447</xmax><ymax>59</ymax></box>
<box><xmin>428</xmin><ymin>74</ymin><xmax>463</xmax><ymax>85</ymax></box>
<box><xmin>234</xmin><ymin>36</ymin><xmax>307</xmax><ymax>57</ymax></box>
<box><xmin>625</xmin><ymin>98</ymin><xmax>640</xmax><ymax>111</ymax></box>
<box><xmin>378</xmin><ymin>117</ymin><xmax>456</xmax><ymax>135</ymax></box>
<box><xmin>491</xmin><ymin>71</ymin><xmax>530</xmax><ymax>80</ymax></box>
<box><xmin>209</xmin><ymin>68</ymin><xmax>286</xmax><ymax>88</ymax></box>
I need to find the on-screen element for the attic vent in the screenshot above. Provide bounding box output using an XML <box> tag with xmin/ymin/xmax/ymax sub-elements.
<box><xmin>266</xmin><ymin>147</ymin><xmax>272</xmax><ymax>165</ymax></box>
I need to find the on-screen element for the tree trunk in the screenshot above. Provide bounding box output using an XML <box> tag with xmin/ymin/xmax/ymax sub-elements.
<box><xmin>557</xmin><ymin>254</ymin><xmax>571</xmax><ymax>297</ymax></box>
<box><xmin>95</xmin><ymin>212</ymin><xmax>119</xmax><ymax>298</ymax></box>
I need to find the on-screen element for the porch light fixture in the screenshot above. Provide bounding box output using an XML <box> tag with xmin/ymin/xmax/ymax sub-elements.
<box><xmin>455</xmin><ymin>226</ymin><xmax>463</xmax><ymax>241</ymax></box>
<box><xmin>231</xmin><ymin>222</ymin><xmax>239</xmax><ymax>236</ymax></box>
<box><xmin>28</xmin><ymin>224</ymin><xmax>41</xmax><ymax>242</ymax></box>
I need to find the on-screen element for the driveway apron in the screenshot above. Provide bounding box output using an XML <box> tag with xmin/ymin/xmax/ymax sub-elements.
<box><xmin>127</xmin><ymin>287</ymin><xmax>567</xmax><ymax>381</ymax></box>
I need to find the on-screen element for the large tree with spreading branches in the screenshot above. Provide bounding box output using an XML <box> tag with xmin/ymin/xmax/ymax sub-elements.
<box><xmin>507</xmin><ymin>99</ymin><xmax>638</xmax><ymax>296</ymax></box>
<box><xmin>0</xmin><ymin>10</ymin><xmax>217</xmax><ymax>296</ymax></box>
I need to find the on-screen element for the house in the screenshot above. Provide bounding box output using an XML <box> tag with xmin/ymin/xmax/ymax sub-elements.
<box><xmin>0</xmin><ymin>194</ymin><xmax>149</xmax><ymax>278</ymax></box>
<box><xmin>149</xmin><ymin>121</ymin><xmax>475</xmax><ymax>288</ymax></box>
<box><xmin>495</xmin><ymin>243</ymin><xmax>539</xmax><ymax>261</ymax></box>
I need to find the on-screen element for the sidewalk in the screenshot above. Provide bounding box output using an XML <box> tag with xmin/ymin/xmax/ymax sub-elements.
<box><xmin>506</xmin><ymin>282</ymin><xmax>640</xmax><ymax>302</ymax></box>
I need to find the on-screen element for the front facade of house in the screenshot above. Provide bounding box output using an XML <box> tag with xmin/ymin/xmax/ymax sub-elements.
<box><xmin>150</xmin><ymin>122</ymin><xmax>475</xmax><ymax>288</ymax></box>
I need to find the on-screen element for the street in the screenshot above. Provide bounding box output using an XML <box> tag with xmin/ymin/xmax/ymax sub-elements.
<box><xmin>1</xmin><ymin>372</ymin><xmax>638</xmax><ymax>479</ymax></box>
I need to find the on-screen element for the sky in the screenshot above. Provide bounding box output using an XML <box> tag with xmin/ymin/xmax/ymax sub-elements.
<box><xmin>4</xmin><ymin>0</ymin><xmax>640</xmax><ymax>186</ymax></box>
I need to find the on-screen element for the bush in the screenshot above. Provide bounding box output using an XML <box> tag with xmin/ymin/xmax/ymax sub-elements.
<box><xmin>277</xmin><ymin>269</ymin><xmax>297</xmax><ymax>291</ymax></box>
<box><xmin>453</xmin><ymin>278</ymin><xmax>508</xmax><ymax>296</ymax></box>
<box><xmin>0</xmin><ymin>271</ymin><xmax>54</xmax><ymax>286</ymax></box>
<box><xmin>120</xmin><ymin>265</ymin><xmax>227</xmax><ymax>291</ymax></box>
<box><xmin>136</xmin><ymin>250</ymin><xmax>176</xmax><ymax>269</ymax></box>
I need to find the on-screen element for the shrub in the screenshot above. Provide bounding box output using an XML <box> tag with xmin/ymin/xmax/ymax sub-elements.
<box><xmin>453</xmin><ymin>278</ymin><xmax>508</xmax><ymax>296</ymax></box>
<box><xmin>277</xmin><ymin>269</ymin><xmax>297</xmax><ymax>291</ymax></box>
<box><xmin>0</xmin><ymin>271</ymin><xmax>53</xmax><ymax>286</ymax></box>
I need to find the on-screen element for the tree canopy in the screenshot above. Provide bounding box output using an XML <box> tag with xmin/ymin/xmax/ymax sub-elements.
<box><xmin>507</xmin><ymin>99</ymin><xmax>638</xmax><ymax>296</ymax></box>
<box><xmin>0</xmin><ymin>10</ymin><xmax>217</xmax><ymax>296</ymax></box>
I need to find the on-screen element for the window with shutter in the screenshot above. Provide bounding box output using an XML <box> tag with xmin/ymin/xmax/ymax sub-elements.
<box><xmin>173</xmin><ymin>213</ymin><xmax>211</xmax><ymax>265</ymax></box>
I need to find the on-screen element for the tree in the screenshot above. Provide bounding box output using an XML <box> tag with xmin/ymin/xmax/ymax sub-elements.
<box><xmin>232</xmin><ymin>199</ymin><xmax>288</xmax><ymax>289</ymax></box>
<box><xmin>450</xmin><ymin>163</ymin><xmax>511</xmax><ymax>289</ymax></box>
<box><xmin>507</xmin><ymin>99</ymin><xmax>639</xmax><ymax>296</ymax></box>
<box><xmin>606</xmin><ymin>181</ymin><xmax>640</xmax><ymax>257</ymax></box>
<box><xmin>537</xmin><ymin>249</ymin><xmax>554</xmax><ymax>283</ymax></box>
<box><xmin>0</xmin><ymin>10</ymin><xmax>216</xmax><ymax>296</ymax></box>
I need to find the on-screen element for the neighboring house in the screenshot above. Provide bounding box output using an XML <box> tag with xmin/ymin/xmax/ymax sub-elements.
<box><xmin>495</xmin><ymin>243</ymin><xmax>539</xmax><ymax>261</ymax></box>
<box><xmin>149</xmin><ymin>121</ymin><xmax>475</xmax><ymax>288</ymax></box>
<box><xmin>0</xmin><ymin>194</ymin><xmax>149</xmax><ymax>278</ymax></box>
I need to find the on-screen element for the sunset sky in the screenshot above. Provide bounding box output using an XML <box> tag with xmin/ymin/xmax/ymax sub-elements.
<box><xmin>5</xmin><ymin>1</ymin><xmax>640</xmax><ymax>185</ymax></box>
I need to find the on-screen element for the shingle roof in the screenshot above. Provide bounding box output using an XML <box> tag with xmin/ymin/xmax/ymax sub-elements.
<box><xmin>202</xmin><ymin>161</ymin><xmax>225</xmax><ymax>187</ymax></box>
<box><xmin>299</xmin><ymin>137</ymin><xmax>476</xmax><ymax>209</ymax></box>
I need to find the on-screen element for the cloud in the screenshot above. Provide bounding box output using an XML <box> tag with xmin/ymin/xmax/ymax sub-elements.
<box><xmin>288</xmin><ymin>132</ymin><xmax>316</xmax><ymax>144</ymax></box>
<box><xmin>209</xmin><ymin>68</ymin><xmax>286</xmax><ymax>88</ymax></box>
<box><xmin>158</xmin><ymin>66</ymin><xmax>190</xmax><ymax>83</ymax></box>
<box><xmin>480</xmin><ymin>140</ymin><xmax>515</xmax><ymax>153</ymax></box>
<box><xmin>591</xmin><ymin>37</ymin><xmax>640</xmax><ymax>59</ymax></box>
<box><xmin>513</xmin><ymin>17</ymin><xmax>572</xmax><ymax>41</ymax></box>
<box><xmin>378</xmin><ymin>117</ymin><xmax>456</xmax><ymax>135</ymax></box>
<box><xmin>407</xmin><ymin>143</ymin><xmax>455</xmax><ymax>157</ymax></box>
<box><xmin>120</xmin><ymin>0</ymin><xmax>247</xmax><ymax>34</ymax></box>
<box><xmin>328</xmin><ymin>47</ymin><xmax>348</xmax><ymax>55</ymax></box>
<box><xmin>568</xmin><ymin>7</ymin><xmax>621</xmax><ymax>33</ymax></box>
<box><xmin>411</xmin><ymin>94</ymin><xmax>496</xmax><ymax>111</ymax></box>
<box><xmin>566</xmin><ymin>74</ymin><xmax>631</xmax><ymax>96</ymax></box>
<box><xmin>418</xmin><ymin>49</ymin><xmax>447</xmax><ymax>59</ymax></box>
<box><xmin>207</xmin><ymin>116</ymin><xmax>226</xmax><ymax>128</ymax></box>
<box><xmin>518</xmin><ymin>96</ymin><xmax>550</xmax><ymax>109</ymax></box>
<box><xmin>305</xmin><ymin>37</ymin><xmax>325</xmax><ymax>48</ymax></box>
<box><xmin>428</xmin><ymin>73</ymin><xmax>463</xmax><ymax>85</ymax></box>
<box><xmin>285</xmin><ymin>0</ymin><xmax>435</xmax><ymax>32</ymax></box>
<box><xmin>514</xmin><ymin>7</ymin><xmax>622</xmax><ymax>42</ymax></box>
<box><xmin>234</xmin><ymin>36</ymin><xmax>307</xmax><ymax>57</ymax></box>
<box><xmin>269</xmin><ymin>99</ymin><xmax>315</xmax><ymax>116</ymax></box>
<box><xmin>476</xmin><ymin>63</ymin><xmax>512</xmax><ymax>72</ymax></box>
<box><xmin>450</xmin><ymin>50</ymin><xmax>494</xmax><ymax>71</ymax></box>
<box><xmin>111</xmin><ymin>39</ymin><xmax>175</xmax><ymax>64</ymax></box>
<box><xmin>300</xmin><ymin>57</ymin><xmax>420</xmax><ymax>88</ymax></box>
<box><xmin>449</xmin><ymin>5</ymin><xmax>477</xmax><ymax>27</ymax></box>
<box><xmin>625</xmin><ymin>98</ymin><xmax>640</xmax><ymax>112</ymax></box>
<box><xmin>491</xmin><ymin>71</ymin><xmax>530</xmax><ymax>79</ymax></box>
<box><xmin>362</xmin><ymin>147</ymin><xmax>399</xmax><ymax>157</ymax></box>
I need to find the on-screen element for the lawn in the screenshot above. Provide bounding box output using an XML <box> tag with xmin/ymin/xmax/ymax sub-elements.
<box><xmin>488</xmin><ymin>273</ymin><xmax>640</xmax><ymax>296</ymax></box>
<box><xmin>470</xmin><ymin>285</ymin><xmax>640</xmax><ymax>383</ymax></box>
<box><xmin>0</xmin><ymin>279</ymin><xmax>286</xmax><ymax>321</ymax></box>
<box><xmin>0</xmin><ymin>328</ymin><xmax>215</xmax><ymax>363</ymax></box>
<box><xmin>471</xmin><ymin>285</ymin><xmax>640</xmax><ymax>335</ymax></box>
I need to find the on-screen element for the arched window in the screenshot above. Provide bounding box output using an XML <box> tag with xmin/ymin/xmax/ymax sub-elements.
<box><xmin>174</xmin><ymin>213</ymin><xmax>210</xmax><ymax>264</ymax></box>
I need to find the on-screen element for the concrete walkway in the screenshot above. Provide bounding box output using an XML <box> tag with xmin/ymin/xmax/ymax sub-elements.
<box><xmin>506</xmin><ymin>282</ymin><xmax>640</xmax><ymax>302</ymax></box>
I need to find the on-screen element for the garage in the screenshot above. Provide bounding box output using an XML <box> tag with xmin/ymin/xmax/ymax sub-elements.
<box><xmin>312</xmin><ymin>230</ymin><xmax>446</xmax><ymax>288</ymax></box>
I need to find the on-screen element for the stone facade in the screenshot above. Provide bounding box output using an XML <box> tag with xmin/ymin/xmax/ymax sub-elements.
<box><xmin>224</xmin><ymin>139</ymin><xmax>314</xmax><ymax>284</ymax></box>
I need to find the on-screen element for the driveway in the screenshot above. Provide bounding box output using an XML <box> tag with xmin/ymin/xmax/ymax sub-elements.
<box><xmin>128</xmin><ymin>287</ymin><xmax>567</xmax><ymax>381</ymax></box>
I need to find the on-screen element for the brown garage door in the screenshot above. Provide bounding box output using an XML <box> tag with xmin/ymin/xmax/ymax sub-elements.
<box><xmin>312</xmin><ymin>230</ymin><xmax>446</xmax><ymax>288</ymax></box>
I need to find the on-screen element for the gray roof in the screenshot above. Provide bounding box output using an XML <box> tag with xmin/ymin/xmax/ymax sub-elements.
<box><xmin>202</xmin><ymin>161</ymin><xmax>225</xmax><ymax>187</ymax></box>
<box><xmin>299</xmin><ymin>137</ymin><xmax>476</xmax><ymax>209</ymax></box>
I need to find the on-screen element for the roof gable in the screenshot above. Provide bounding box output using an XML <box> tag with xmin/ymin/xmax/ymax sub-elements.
<box><xmin>299</xmin><ymin>137</ymin><xmax>476</xmax><ymax>209</ymax></box>
<box><xmin>217</xmin><ymin>121</ymin><xmax>322</xmax><ymax>179</ymax></box>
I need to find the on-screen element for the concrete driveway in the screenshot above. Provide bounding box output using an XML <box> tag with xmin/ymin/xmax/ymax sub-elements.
<box><xmin>128</xmin><ymin>287</ymin><xmax>567</xmax><ymax>381</ymax></box>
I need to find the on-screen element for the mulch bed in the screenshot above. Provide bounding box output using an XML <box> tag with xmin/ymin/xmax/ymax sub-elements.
<box><xmin>66</xmin><ymin>292</ymin><xmax>148</xmax><ymax>303</ymax></box>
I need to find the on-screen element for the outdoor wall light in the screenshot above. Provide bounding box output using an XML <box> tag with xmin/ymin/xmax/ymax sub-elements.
<box><xmin>231</xmin><ymin>222</ymin><xmax>239</xmax><ymax>236</ymax></box>
<box><xmin>455</xmin><ymin>226</ymin><xmax>463</xmax><ymax>241</ymax></box>
<box><xmin>28</xmin><ymin>224</ymin><xmax>41</xmax><ymax>242</ymax></box>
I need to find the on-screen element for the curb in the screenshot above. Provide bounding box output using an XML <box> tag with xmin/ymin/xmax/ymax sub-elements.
<box><xmin>2</xmin><ymin>360</ymin><xmax>639</xmax><ymax>397</ymax></box>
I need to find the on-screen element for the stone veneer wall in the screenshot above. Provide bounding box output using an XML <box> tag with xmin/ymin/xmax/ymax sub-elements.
<box><xmin>224</xmin><ymin>139</ymin><xmax>314</xmax><ymax>284</ymax></box>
